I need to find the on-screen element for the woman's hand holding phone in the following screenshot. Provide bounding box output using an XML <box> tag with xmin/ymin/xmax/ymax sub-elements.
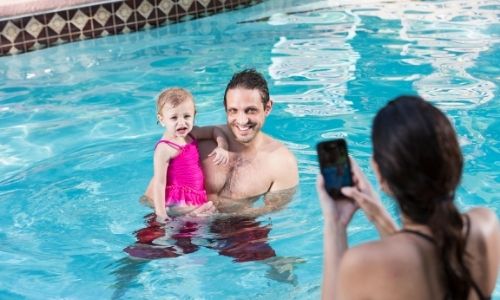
<box><xmin>341</xmin><ymin>158</ymin><xmax>398</xmax><ymax>237</ymax></box>
<box><xmin>316</xmin><ymin>139</ymin><xmax>397</xmax><ymax>234</ymax></box>
<box><xmin>316</xmin><ymin>139</ymin><xmax>358</xmax><ymax>228</ymax></box>
<box><xmin>317</xmin><ymin>139</ymin><xmax>353</xmax><ymax>199</ymax></box>
<box><xmin>317</xmin><ymin>173</ymin><xmax>358</xmax><ymax>229</ymax></box>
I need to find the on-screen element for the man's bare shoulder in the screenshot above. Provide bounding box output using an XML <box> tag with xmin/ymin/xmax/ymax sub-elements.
<box><xmin>261</xmin><ymin>134</ymin><xmax>296</xmax><ymax>162</ymax></box>
<box><xmin>261</xmin><ymin>134</ymin><xmax>299</xmax><ymax>191</ymax></box>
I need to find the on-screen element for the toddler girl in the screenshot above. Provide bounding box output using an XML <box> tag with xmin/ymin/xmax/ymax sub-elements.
<box><xmin>152</xmin><ymin>88</ymin><xmax>228</xmax><ymax>222</ymax></box>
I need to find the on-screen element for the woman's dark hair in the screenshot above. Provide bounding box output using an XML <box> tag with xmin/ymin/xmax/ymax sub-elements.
<box><xmin>372</xmin><ymin>95</ymin><xmax>472</xmax><ymax>300</ymax></box>
<box><xmin>223</xmin><ymin>69</ymin><xmax>270</xmax><ymax>109</ymax></box>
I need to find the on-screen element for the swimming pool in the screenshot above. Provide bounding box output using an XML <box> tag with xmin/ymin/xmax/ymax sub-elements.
<box><xmin>0</xmin><ymin>0</ymin><xmax>498</xmax><ymax>298</ymax></box>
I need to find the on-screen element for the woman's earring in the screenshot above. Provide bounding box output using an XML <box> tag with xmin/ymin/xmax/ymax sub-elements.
<box><xmin>381</xmin><ymin>182</ymin><xmax>387</xmax><ymax>193</ymax></box>
<box><xmin>380</xmin><ymin>180</ymin><xmax>392</xmax><ymax>195</ymax></box>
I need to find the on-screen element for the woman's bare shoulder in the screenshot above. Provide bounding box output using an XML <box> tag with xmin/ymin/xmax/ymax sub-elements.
<box><xmin>341</xmin><ymin>236</ymin><xmax>416</xmax><ymax>274</ymax></box>
<box><xmin>337</xmin><ymin>237</ymin><xmax>422</xmax><ymax>299</ymax></box>
<box><xmin>467</xmin><ymin>207</ymin><xmax>500</xmax><ymax>238</ymax></box>
<box><xmin>343</xmin><ymin>234</ymin><xmax>411</xmax><ymax>266</ymax></box>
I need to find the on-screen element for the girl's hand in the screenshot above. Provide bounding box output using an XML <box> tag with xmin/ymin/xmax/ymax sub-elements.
<box><xmin>154</xmin><ymin>213</ymin><xmax>170</xmax><ymax>224</ymax></box>
<box><xmin>208</xmin><ymin>147</ymin><xmax>229</xmax><ymax>165</ymax></box>
<box><xmin>316</xmin><ymin>174</ymin><xmax>358</xmax><ymax>228</ymax></box>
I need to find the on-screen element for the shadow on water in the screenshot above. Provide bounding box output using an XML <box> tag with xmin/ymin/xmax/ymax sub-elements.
<box><xmin>109</xmin><ymin>213</ymin><xmax>305</xmax><ymax>299</ymax></box>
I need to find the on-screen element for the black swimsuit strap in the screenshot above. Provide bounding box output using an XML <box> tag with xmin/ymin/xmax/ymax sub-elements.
<box><xmin>400</xmin><ymin>215</ymin><xmax>490</xmax><ymax>300</ymax></box>
<box><xmin>470</xmin><ymin>281</ymin><xmax>491</xmax><ymax>300</ymax></box>
<box><xmin>400</xmin><ymin>229</ymin><xmax>435</xmax><ymax>244</ymax></box>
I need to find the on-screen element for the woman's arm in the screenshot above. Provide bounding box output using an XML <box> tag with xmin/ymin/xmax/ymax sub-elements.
<box><xmin>316</xmin><ymin>175</ymin><xmax>358</xmax><ymax>299</ymax></box>
<box><xmin>322</xmin><ymin>213</ymin><xmax>349</xmax><ymax>299</ymax></box>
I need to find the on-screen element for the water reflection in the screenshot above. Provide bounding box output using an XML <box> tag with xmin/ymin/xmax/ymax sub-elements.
<box><xmin>124</xmin><ymin>214</ymin><xmax>201</xmax><ymax>259</ymax></box>
<box><xmin>268</xmin><ymin>10</ymin><xmax>360</xmax><ymax>117</ymax></box>
<box><xmin>265</xmin><ymin>0</ymin><xmax>497</xmax><ymax>111</ymax></box>
<box><xmin>395</xmin><ymin>1</ymin><xmax>497</xmax><ymax>108</ymax></box>
<box><xmin>111</xmin><ymin>213</ymin><xmax>301</xmax><ymax>298</ymax></box>
<box><xmin>124</xmin><ymin>213</ymin><xmax>277</xmax><ymax>262</ymax></box>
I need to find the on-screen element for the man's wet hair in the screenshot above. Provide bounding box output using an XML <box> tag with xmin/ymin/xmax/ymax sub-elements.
<box><xmin>223</xmin><ymin>69</ymin><xmax>270</xmax><ymax>108</ymax></box>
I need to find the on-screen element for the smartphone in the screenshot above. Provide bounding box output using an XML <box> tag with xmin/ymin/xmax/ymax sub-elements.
<box><xmin>316</xmin><ymin>138</ymin><xmax>353</xmax><ymax>199</ymax></box>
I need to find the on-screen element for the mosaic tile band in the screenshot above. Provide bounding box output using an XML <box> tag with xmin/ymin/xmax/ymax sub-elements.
<box><xmin>0</xmin><ymin>0</ymin><xmax>261</xmax><ymax>56</ymax></box>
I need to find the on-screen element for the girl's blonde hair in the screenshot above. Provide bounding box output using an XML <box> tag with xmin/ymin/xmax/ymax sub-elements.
<box><xmin>156</xmin><ymin>88</ymin><xmax>194</xmax><ymax>115</ymax></box>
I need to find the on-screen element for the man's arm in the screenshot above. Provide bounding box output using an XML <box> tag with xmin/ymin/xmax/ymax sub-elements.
<box><xmin>268</xmin><ymin>146</ymin><xmax>299</xmax><ymax>192</ymax></box>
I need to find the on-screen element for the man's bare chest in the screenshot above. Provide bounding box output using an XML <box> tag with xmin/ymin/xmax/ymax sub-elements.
<box><xmin>203</xmin><ymin>154</ymin><xmax>273</xmax><ymax>199</ymax></box>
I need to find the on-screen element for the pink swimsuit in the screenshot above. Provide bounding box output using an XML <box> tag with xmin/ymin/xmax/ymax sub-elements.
<box><xmin>155</xmin><ymin>135</ymin><xmax>207</xmax><ymax>207</ymax></box>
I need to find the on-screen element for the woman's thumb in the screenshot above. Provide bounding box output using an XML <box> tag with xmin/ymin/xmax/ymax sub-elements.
<box><xmin>341</xmin><ymin>187</ymin><xmax>356</xmax><ymax>197</ymax></box>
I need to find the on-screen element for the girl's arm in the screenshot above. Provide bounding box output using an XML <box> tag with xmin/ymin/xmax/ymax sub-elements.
<box><xmin>152</xmin><ymin>144</ymin><xmax>173</xmax><ymax>222</ymax></box>
<box><xmin>191</xmin><ymin>125</ymin><xmax>227</xmax><ymax>147</ymax></box>
<box><xmin>191</xmin><ymin>126</ymin><xmax>229</xmax><ymax>165</ymax></box>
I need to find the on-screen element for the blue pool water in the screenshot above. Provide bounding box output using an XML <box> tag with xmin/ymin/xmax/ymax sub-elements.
<box><xmin>1</xmin><ymin>0</ymin><xmax>499</xmax><ymax>298</ymax></box>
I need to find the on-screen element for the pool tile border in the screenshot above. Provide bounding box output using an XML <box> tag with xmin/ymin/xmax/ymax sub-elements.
<box><xmin>0</xmin><ymin>0</ymin><xmax>261</xmax><ymax>56</ymax></box>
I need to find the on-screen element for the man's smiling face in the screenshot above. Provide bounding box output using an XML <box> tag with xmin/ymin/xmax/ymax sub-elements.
<box><xmin>225</xmin><ymin>87</ymin><xmax>271</xmax><ymax>144</ymax></box>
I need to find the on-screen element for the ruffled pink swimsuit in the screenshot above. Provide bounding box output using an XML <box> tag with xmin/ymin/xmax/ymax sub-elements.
<box><xmin>155</xmin><ymin>135</ymin><xmax>207</xmax><ymax>207</ymax></box>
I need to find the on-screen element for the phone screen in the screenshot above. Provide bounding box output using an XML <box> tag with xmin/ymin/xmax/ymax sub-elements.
<box><xmin>317</xmin><ymin>139</ymin><xmax>353</xmax><ymax>198</ymax></box>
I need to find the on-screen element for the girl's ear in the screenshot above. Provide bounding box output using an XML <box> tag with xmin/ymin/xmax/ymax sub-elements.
<box><xmin>157</xmin><ymin>114</ymin><xmax>165</xmax><ymax>127</ymax></box>
<box><xmin>265</xmin><ymin>99</ymin><xmax>273</xmax><ymax>115</ymax></box>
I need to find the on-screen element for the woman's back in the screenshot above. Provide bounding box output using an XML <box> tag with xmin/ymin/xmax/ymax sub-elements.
<box><xmin>318</xmin><ymin>96</ymin><xmax>500</xmax><ymax>300</ymax></box>
<box><xmin>336</xmin><ymin>208</ymin><xmax>499</xmax><ymax>300</ymax></box>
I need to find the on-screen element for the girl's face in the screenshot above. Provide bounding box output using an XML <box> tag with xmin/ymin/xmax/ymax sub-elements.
<box><xmin>158</xmin><ymin>99</ymin><xmax>195</xmax><ymax>138</ymax></box>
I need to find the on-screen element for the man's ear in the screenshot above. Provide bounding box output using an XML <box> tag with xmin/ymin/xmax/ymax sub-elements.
<box><xmin>265</xmin><ymin>99</ymin><xmax>273</xmax><ymax>115</ymax></box>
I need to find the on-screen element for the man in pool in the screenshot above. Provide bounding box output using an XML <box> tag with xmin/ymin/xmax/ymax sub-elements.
<box><xmin>139</xmin><ymin>69</ymin><xmax>299</xmax><ymax>266</ymax></box>
<box><xmin>145</xmin><ymin>68</ymin><xmax>298</xmax><ymax>218</ymax></box>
